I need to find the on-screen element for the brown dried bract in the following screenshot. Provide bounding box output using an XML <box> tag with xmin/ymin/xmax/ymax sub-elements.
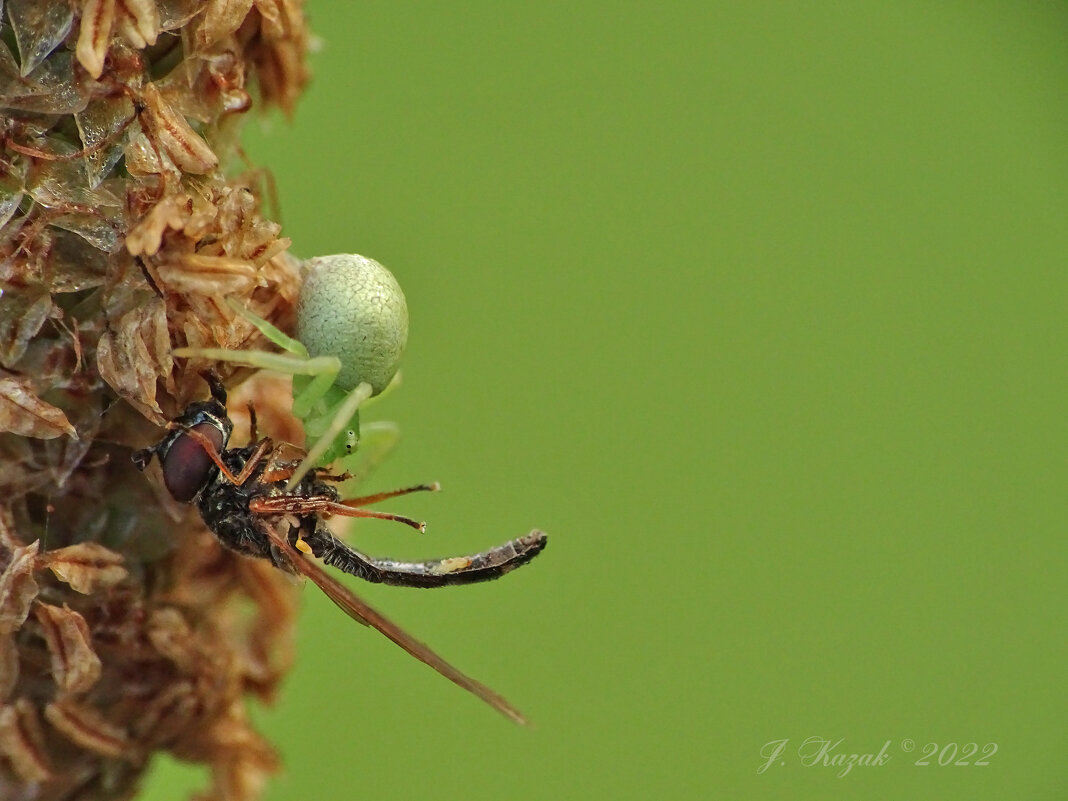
<box><xmin>234</xmin><ymin>557</ymin><xmax>297</xmax><ymax>701</ymax></box>
<box><xmin>0</xmin><ymin>540</ymin><xmax>40</xmax><ymax>635</ymax></box>
<box><xmin>45</xmin><ymin>697</ymin><xmax>132</xmax><ymax>759</ymax></box>
<box><xmin>200</xmin><ymin>0</ymin><xmax>256</xmax><ymax>49</ymax></box>
<box><xmin>146</xmin><ymin>606</ymin><xmax>202</xmax><ymax>674</ymax></box>
<box><xmin>0</xmin><ymin>699</ymin><xmax>52</xmax><ymax>783</ymax></box>
<box><xmin>96</xmin><ymin>296</ymin><xmax>172</xmax><ymax>424</ymax></box>
<box><xmin>0</xmin><ymin>508</ymin><xmax>19</xmax><ymax>552</ymax></box>
<box><xmin>131</xmin><ymin>679</ymin><xmax>199</xmax><ymax>749</ymax></box>
<box><xmin>158</xmin><ymin>253</ymin><xmax>260</xmax><ymax>294</ymax></box>
<box><xmin>40</xmin><ymin>541</ymin><xmax>129</xmax><ymax>594</ymax></box>
<box><xmin>126</xmin><ymin>193</ymin><xmax>193</xmax><ymax>257</ymax></box>
<box><xmin>0</xmin><ymin>377</ymin><xmax>78</xmax><ymax>440</ymax></box>
<box><xmin>247</xmin><ymin>0</ymin><xmax>310</xmax><ymax>116</ymax></box>
<box><xmin>180</xmin><ymin>699</ymin><xmax>280</xmax><ymax>801</ymax></box>
<box><xmin>34</xmin><ymin>603</ymin><xmax>102</xmax><ymax>695</ymax></box>
<box><xmin>139</xmin><ymin>82</ymin><xmax>220</xmax><ymax>175</ymax></box>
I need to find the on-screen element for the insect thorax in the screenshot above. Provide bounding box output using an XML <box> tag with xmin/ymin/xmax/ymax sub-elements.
<box><xmin>196</xmin><ymin>445</ymin><xmax>338</xmax><ymax>565</ymax></box>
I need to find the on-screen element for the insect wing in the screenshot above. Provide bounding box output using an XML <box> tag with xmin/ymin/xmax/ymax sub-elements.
<box><xmin>258</xmin><ymin>523</ymin><xmax>529</xmax><ymax>725</ymax></box>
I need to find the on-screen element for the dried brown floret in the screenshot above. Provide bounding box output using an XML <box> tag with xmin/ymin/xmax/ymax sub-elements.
<box><xmin>0</xmin><ymin>540</ymin><xmax>40</xmax><ymax>635</ymax></box>
<box><xmin>40</xmin><ymin>542</ymin><xmax>129</xmax><ymax>594</ymax></box>
<box><xmin>0</xmin><ymin>377</ymin><xmax>78</xmax><ymax>439</ymax></box>
<box><xmin>126</xmin><ymin>194</ymin><xmax>193</xmax><ymax>257</ymax></box>
<box><xmin>200</xmin><ymin>0</ymin><xmax>256</xmax><ymax>49</ymax></box>
<box><xmin>34</xmin><ymin>603</ymin><xmax>103</xmax><ymax>695</ymax></box>
<box><xmin>179</xmin><ymin>699</ymin><xmax>279</xmax><ymax>801</ymax></box>
<box><xmin>130</xmin><ymin>679</ymin><xmax>199</xmax><ymax>748</ymax></box>
<box><xmin>96</xmin><ymin>297</ymin><xmax>172</xmax><ymax>423</ymax></box>
<box><xmin>246</xmin><ymin>0</ymin><xmax>309</xmax><ymax>115</ymax></box>
<box><xmin>44</xmin><ymin>697</ymin><xmax>132</xmax><ymax>759</ymax></box>
<box><xmin>232</xmin><ymin>558</ymin><xmax>297</xmax><ymax>701</ymax></box>
<box><xmin>139</xmin><ymin>82</ymin><xmax>220</xmax><ymax>174</ymax></box>
<box><xmin>146</xmin><ymin>606</ymin><xmax>202</xmax><ymax>673</ymax></box>
<box><xmin>159</xmin><ymin>253</ymin><xmax>260</xmax><ymax>294</ymax></box>
<box><xmin>116</xmin><ymin>0</ymin><xmax>161</xmax><ymax>49</ymax></box>
<box><xmin>76</xmin><ymin>0</ymin><xmax>118</xmax><ymax>80</ymax></box>
<box><xmin>0</xmin><ymin>508</ymin><xmax>19</xmax><ymax>551</ymax></box>
<box><xmin>0</xmin><ymin>699</ymin><xmax>52</xmax><ymax>783</ymax></box>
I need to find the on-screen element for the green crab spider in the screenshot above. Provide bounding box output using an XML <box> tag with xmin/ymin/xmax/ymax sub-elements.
<box><xmin>173</xmin><ymin>254</ymin><xmax>409</xmax><ymax>489</ymax></box>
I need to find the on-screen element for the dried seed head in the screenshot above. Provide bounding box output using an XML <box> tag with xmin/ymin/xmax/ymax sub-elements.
<box><xmin>1</xmin><ymin>0</ymin><xmax>312</xmax><ymax>798</ymax></box>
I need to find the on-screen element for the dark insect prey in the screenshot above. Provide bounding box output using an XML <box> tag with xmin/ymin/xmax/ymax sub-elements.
<box><xmin>133</xmin><ymin>374</ymin><xmax>546</xmax><ymax>724</ymax></box>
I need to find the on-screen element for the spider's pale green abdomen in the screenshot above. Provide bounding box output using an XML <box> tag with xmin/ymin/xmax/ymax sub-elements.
<box><xmin>296</xmin><ymin>254</ymin><xmax>409</xmax><ymax>395</ymax></box>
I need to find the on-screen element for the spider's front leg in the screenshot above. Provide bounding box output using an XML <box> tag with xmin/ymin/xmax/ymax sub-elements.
<box><xmin>173</xmin><ymin>304</ymin><xmax>386</xmax><ymax>489</ymax></box>
<box><xmin>286</xmin><ymin>380</ymin><xmax>374</xmax><ymax>489</ymax></box>
<box><xmin>175</xmin><ymin>298</ymin><xmax>345</xmax><ymax>421</ymax></box>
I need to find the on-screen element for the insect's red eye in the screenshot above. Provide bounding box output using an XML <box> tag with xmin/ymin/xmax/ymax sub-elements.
<box><xmin>161</xmin><ymin>422</ymin><xmax>224</xmax><ymax>502</ymax></box>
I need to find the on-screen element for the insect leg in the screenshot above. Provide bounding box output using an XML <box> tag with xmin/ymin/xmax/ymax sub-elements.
<box><xmin>248</xmin><ymin>495</ymin><xmax>427</xmax><ymax>532</ymax></box>
<box><xmin>341</xmin><ymin>482</ymin><xmax>440</xmax><ymax>507</ymax></box>
<box><xmin>247</xmin><ymin>402</ymin><xmax>259</xmax><ymax>442</ymax></box>
<box><xmin>174</xmin><ymin>424</ymin><xmax>273</xmax><ymax>486</ymax></box>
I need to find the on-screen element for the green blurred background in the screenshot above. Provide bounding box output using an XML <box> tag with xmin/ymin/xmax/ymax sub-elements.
<box><xmin>147</xmin><ymin>2</ymin><xmax>1065</xmax><ymax>799</ymax></box>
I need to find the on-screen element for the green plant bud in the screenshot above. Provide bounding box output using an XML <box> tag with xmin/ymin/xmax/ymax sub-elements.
<box><xmin>296</xmin><ymin>254</ymin><xmax>409</xmax><ymax>395</ymax></box>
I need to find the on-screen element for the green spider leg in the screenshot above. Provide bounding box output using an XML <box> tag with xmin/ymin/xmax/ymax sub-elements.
<box><xmin>173</xmin><ymin>300</ymin><xmax>343</xmax><ymax>415</ymax></box>
<box><xmin>285</xmin><ymin>380</ymin><xmax>373</xmax><ymax>489</ymax></box>
<box><xmin>225</xmin><ymin>298</ymin><xmax>342</xmax><ymax>418</ymax></box>
<box><xmin>172</xmin><ymin>301</ymin><xmax>381</xmax><ymax>485</ymax></box>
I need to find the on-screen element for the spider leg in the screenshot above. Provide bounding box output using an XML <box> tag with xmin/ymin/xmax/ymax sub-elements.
<box><xmin>255</xmin><ymin>439</ymin><xmax>304</xmax><ymax>484</ymax></box>
<box><xmin>226</xmin><ymin>298</ymin><xmax>306</xmax><ymax>356</ymax></box>
<box><xmin>315</xmin><ymin>471</ymin><xmax>354</xmax><ymax>482</ymax></box>
<box><xmin>285</xmin><ymin>381</ymin><xmax>373</xmax><ymax>490</ymax></box>
<box><xmin>173</xmin><ymin>347</ymin><xmax>342</xmax><ymax>384</ymax></box>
